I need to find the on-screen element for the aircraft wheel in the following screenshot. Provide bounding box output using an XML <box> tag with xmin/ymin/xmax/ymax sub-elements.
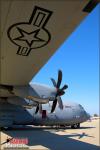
<box><xmin>0</xmin><ymin>127</ymin><xmax>3</xmax><ymax>130</ymax></box>
<box><xmin>0</xmin><ymin>127</ymin><xmax>12</xmax><ymax>130</ymax></box>
<box><xmin>0</xmin><ymin>127</ymin><xmax>7</xmax><ymax>130</ymax></box>
<box><xmin>77</xmin><ymin>123</ymin><xmax>80</xmax><ymax>128</ymax></box>
<box><xmin>71</xmin><ymin>123</ymin><xmax>80</xmax><ymax>129</ymax></box>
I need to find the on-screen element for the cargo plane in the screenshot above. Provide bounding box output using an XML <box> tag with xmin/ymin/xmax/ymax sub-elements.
<box><xmin>0</xmin><ymin>0</ymin><xmax>98</xmax><ymax>128</ymax></box>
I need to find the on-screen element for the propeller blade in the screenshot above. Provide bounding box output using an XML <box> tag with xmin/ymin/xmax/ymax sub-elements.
<box><xmin>61</xmin><ymin>85</ymin><xmax>68</xmax><ymax>91</ymax></box>
<box><xmin>35</xmin><ymin>104</ymin><xmax>39</xmax><ymax>114</ymax></box>
<box><xmin>57</xmin><ymin>70</ymin><xmax>62</xmax><ymax>88</ymax></box>
<box><xmin>39</xmin><ymin>104</ymin><xmax>42</xmax><ymax>114</ymax></box>
<box><xmin>51</xmin><ymin>78</ymin><xmax>57</xmax><ymax>87</ymax></box>
<box><xmin>51</xmin><ymin>98</ymin><xmax>57</xmax><ymax>113</ymax></box>
<box><xmin>57</xmin><ymin>96</ymin><xmax>63</xmax><ymax>109</ymax></box>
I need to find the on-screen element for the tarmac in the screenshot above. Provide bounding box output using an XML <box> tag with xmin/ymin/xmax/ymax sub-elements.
<box><xmin>0</xmin><ymin>118</ymin><xmax>100</xmax><ymax>150</ymax></box>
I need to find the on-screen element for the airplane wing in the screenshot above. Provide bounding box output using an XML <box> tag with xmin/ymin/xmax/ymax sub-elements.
<box><xmin>0</xmin><ymin>0</ymin><xmax>98</xmax><ymax>85</ymax></box>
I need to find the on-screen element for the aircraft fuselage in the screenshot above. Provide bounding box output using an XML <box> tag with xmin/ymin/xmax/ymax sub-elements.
<box><xmin>0</xmin><ymin>99</ymin><xmax>90</xmax><ymax>128</ymax></box>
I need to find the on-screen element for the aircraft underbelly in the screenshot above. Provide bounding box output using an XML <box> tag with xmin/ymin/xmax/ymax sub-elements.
<box><xmin>0</xmin><ymin>100</ymin><xmax>33</xmax><ymax>127</ymax></box>
<box><xmin>32</xmin><ymin>109</ymin><xmax>76</xmax><ymax>126</ymax></box>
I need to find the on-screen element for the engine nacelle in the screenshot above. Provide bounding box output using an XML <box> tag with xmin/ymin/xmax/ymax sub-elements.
<box><xmin>13</xmin><ymin>85</ymin><xmax>49</xmax><ymax>104</ymax></box>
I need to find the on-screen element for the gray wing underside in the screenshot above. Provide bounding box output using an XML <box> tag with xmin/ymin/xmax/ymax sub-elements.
<box><xmin>0</xmin><ymin>0</ymin><xmax>90</xmax><ymax>85</ymax></box>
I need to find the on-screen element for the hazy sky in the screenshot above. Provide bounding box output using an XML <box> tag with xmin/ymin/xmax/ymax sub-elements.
<box><xmin>31</xmin><ymin>4</ymin><xmax>99</xmax><ymax>115</ymax></box>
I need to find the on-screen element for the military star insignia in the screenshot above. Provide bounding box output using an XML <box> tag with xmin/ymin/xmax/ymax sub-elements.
<box><xmin>14</xmin><ymin>27</ymin><xmax>45</xmax><ymax>47</ymax></box>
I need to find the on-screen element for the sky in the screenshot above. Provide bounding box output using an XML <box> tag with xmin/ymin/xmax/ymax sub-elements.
<box><xmin>31</xmin><ymin>4</ymin><xmax>99</xmax><ymax>115</ymax></box>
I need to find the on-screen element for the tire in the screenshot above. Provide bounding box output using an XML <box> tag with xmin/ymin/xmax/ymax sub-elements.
<box><xmin>71</xmin><ymin>123</ymin><xmax>80</xmax><ymax>129</ymax></box>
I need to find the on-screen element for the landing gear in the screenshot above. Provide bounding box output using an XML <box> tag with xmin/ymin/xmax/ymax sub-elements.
<box><xmin>0</xmin><ymin>127</ymin><xmax>6</xmax><ymax>130</ymax></box>
<box><xmin>71</xmin><ymin>123</ymin><xmax>80</xmax><ymax>129</ymax></box>
<box><xmin>0</xmin><ymin>127</ymin><xmax>3</xmax><ymax>130</ymax></box>
<box><xmin>0</xmin><ymin>127</ymin><xmax>12</xmax><ymax>130</ymax></box>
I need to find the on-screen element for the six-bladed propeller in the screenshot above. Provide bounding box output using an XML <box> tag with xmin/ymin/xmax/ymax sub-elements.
<box><xmin>35</xmin><ymin>70</ymin><xmax>68</xmax><ymax>114</ymax></box>
<box><xmin>51</xmin><ymin>70</ymin><xmax>68</xmax><ymax>113</ymax></box>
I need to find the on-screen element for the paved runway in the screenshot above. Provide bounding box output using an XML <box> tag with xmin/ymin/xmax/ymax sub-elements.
<box><xmin>0</xmin><ymin>119</ymin><xmax>99</xmax><ymax>150</ymax></box>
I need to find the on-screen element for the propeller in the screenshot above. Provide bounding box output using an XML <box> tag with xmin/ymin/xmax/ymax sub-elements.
<box><xmin>35</xmin><ymin>103</ymin><xmax>42</xmax><ymax>114</ymax></box>
<box><xmin>51</xmin><ymin>70</ymin><xmax>68</xmax><ymax>113</ymax></box>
